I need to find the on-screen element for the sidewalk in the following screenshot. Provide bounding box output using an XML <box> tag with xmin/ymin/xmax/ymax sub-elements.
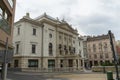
<box><xmin>54</xmin><ymin>73</ymin><xmax>116</xmax><ymax>80</ymax></box>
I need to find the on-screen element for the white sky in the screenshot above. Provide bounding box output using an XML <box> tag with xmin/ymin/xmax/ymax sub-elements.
<box><xmin>15</xmin><ymin>0</ymin><xmax>120</xmax><ymax>40</ymax></box>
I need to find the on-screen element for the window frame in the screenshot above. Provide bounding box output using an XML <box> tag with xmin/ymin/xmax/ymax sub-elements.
<box><xmin>32</xmin><ymin>44</ymin><xmax>36</xmax><ymax>54</ymax></box>
<box><xmin>33</xmin><ymin>28</ymin><xmax>36</xmax><ymax>36</ymax></box>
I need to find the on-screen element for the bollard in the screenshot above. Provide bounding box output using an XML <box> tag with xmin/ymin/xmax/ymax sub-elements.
<box><xmin>107</xmin><ymin>71</ymin><xmax>114</xmax><ymax>80</ymax></box>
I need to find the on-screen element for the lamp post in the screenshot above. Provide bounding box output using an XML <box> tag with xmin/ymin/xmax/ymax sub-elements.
<box><xmin>108</xmin><ymin>30</ymin><xmax>119</xmax><ymax>80</ymax></box>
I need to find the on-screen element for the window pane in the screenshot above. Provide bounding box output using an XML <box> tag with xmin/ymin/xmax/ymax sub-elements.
<box><xmin>33</xmin><ymin>28</ymin><xmax>36</xmax><ymax>35</ymax></box>
<box><xmin>4</xmin><ymin>12</ymin><xmax>8</xmax><ymax>20</ymax></box>
<box><xmin>18</xmin><ymin>27</ymin><xmax>20</xmax><ymax>35</ymax></box>
<box><xmin>7</xmin><ymin>0</ymin><xmax>13</xmax><ymax>8</ymax></box>
<box><xmin>32</xmin><ymin>44</ymin><xmax>36</xmax><ymax>53</ymax></box>
<box><xmin>16</xmin><ymin>44</ymin><xmax>19</xmax><ymax>54</ymax></box>
<box><xmin>28</xmin><ymin>59</ymin><xmax>38</xmax><ymax>67</ymax></box>
<box><xmin>0</xmin><ymin>7</ymin><xmax>2</xmax><ymax>15</ymax></box>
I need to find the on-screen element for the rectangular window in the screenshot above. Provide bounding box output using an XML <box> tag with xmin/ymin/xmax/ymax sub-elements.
<box><xmin>28</xmin><ymin>59</ymin><xmax>38</xmax><ymax>67</ymax></box>
<box><xmin>33</xmin><ymin>28</ymin><xmax>36</xmax><ymax>35</ymax></box>
<box><xmin>16</xmin><ymin>44</ymin><xmax>19</xmax><ymax>54</ymax></box>
<box><xmin>0</xmin><ymin>7</ymin><xmax>3</xmax><ymax>15</ymax></box>
<box><xmin>7</xmin><ymin>0</ymin><xmax>13</xmax><ymax>8</ymax></box>
<box><xmin>48</xmin><ymin>60</ymin><xmax>55</xmax><ymax>68</ymax></box>
<box><xmin>17</xmin><ymin>27</ymin><xmax>20</xmax><ymax>35</ymax></box>
<box><xmin>32</xmin><ymin>44</ymin><xmax>36</xmax><ymax>53</ymax></box>
<box><xmin>4</xmin><ymin>12</ymin><xmax>8</xmax><ymax>20</ymax></box>
<box><xmin>14</xmin><ymin>60</ymin><xmax>19</xmax><ymax>68</ymax></box>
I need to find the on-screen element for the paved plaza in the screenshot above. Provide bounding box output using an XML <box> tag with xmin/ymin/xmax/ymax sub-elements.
<box><xmin>0</xmin><ymin>71</ymin><xmax>118</xmax><ymax>80</ymax></box>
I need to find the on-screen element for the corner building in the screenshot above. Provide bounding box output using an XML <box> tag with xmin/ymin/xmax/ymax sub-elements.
<box><xmin>13</xmin><ymin>13</ymin><xmax>82</xmax><ymax>71</ymax></box>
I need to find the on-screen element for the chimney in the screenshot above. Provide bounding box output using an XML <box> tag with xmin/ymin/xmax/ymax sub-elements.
<box><xmin>26</xmin><ymin>12</ymin><xmax>30</xmax><ymax>18</ymax></box>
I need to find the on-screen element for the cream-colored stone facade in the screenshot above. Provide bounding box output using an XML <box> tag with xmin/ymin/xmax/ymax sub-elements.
<box><xmin>13</xmin><ymin>13</ymin><xmax>82</xmax><ymax>71</ymax></box>
<box><xmin>87</xmin><ymin>34</ymin><xmax>116</xmax><ymax>67</ymax></box>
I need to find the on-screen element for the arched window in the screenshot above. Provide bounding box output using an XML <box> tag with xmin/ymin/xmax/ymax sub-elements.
<box><xmin>49</xmin><ymin>43</ymin><xmax>53</xmax><ymax>56</ymax></box>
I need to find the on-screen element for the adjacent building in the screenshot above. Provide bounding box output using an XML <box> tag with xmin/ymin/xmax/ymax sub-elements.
<box><xmin>0</xmin><ymin>0</ymin><xmax>16</xmax><ymax>66</ymax></box>
<box><xmin>13</xmin><ymin>13</ymin><xmax>82</xmax><ymax>71</ymax></box>
<box><xmin>87</xmin><ymin>34</ymin><xmax>115</xmax><ymax>67</ymax></box>
<box><xmin>0</xmin><ymin>0</ymin><xmax>16</xmax><ymax>50</ymax></box>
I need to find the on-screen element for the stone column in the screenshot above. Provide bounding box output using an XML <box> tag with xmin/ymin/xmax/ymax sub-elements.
<box><xmin>73</xmin><ymin>59</ymin><xmax>77</xmax><ymax>71</ymax></box>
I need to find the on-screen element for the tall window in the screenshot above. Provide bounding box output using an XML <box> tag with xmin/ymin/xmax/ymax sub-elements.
<box><xmin>16</xmin><ymin>44</ymin><xmax>19</xmax><ymax>54</ymax></box>
<box><xmin>94</xmin><ymin>54</ymin><xmax>97</xmax><ymax>59</ymax></box>
<box><xmin>17</xmin><ymin>27</ymin><xmax>20</xmax><ymax>35</ymax></box>
<box><xmin>32</xmin><ymin>44</ymin><xmax>36</xmax><ymax>53</ymax></box>
<box><xmin>99</xmin><ymin>43</ymin><xmax>102</xmax><ymax>52</ymax></box>
<box><xmin>49</xmin><ymin>33</ymin><xmax>52</xmax><ymax>38</ymax></box>
<box><xmin>0</xmin><ymin>7</ymin><xmax>3</xmax><ymax>15</ymax></box>
<box><xmin>4</xmin><ymin>12</ymin><xmax>8</xmax><ymax>20</ymax></box>
<box><xmin>28</xmin><ymin>59</ymin><xmax>38</xmax><ymax>67</ymax></box>
<box><xmin>14</xmin><ymin>60</ymin><xmax>19</xmax><ymax>68</ymax></box>
<box><xmin>100</xmin><ymin>54</ymin><xmax>103</xmax><ymax>59</ymax></box>
<box><xmin>49</xmin><ymin>43</ymin><xmax>53</xmax><ymax>56</ymax></box>
<box><xmin>104</xmin><ymin>43</ymin><xmax>108</xmax><ymax>52</ymax></box>
<box><xmin>33</xmin><ymin>28</ymin><xmax>36</xmax><ymax>35</ymax></box>
<box><xmin>93</xmin><ymin>44</ymin><xmax>96</xmax><ymax>52</ymax></box>
<box><xmin>59</xmin><ymin>44</ymin><xmax>62</xmax><ymax>55</ymax></box>
<box><xmin>73</xmin><ymin>47</ymin><xmax>76</xmax><ymax>53</ymax></box>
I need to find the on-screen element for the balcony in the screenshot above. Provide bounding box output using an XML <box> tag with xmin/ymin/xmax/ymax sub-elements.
<box><xmin>0</xmin><ymin>15</ymin><xmax>11</xmax><ymax>34</ymax></box>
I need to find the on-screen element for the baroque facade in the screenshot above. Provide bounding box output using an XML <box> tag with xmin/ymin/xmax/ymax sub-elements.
<box><xmin>13</xmin><ymin>13</ymin><xmax>83</xmax><ymax>71</ymax></box>
<box><xmin>87</xmin><ymin>34</ymin><xmax>116</xmax><ymax>67</ymax></box>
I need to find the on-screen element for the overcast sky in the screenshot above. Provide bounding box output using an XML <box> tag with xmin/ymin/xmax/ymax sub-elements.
<box><xmin>15</xmin><ymin>0</ymin><xmax>120</xmax><ymax>40</ymax></box>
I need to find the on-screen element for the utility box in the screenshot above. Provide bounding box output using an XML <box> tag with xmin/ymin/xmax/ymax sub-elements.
<box><xmin>107</xmin><ymin>71</ymin><xmax>114</xmax><ymax>80</ymax></box>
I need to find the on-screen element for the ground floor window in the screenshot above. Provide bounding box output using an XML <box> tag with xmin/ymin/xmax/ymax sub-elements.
<box><xmin>14</xmin><ymin>60</ymin><xmax>19</xmax><ymax>68</ymax></box>
<box><xmin>28</xmin><ymin>59</ymin><xmax>38</xmax><ymax>68</ymax></box>
<box><xmin>48</xmin><ymin>59</ymin><xmax>55</xmax><ymax>68</ymax></box>
<box><xmin>60</xmin><ymin>60</ymin><xmax>63</xmax><ymax>68</ymax></box>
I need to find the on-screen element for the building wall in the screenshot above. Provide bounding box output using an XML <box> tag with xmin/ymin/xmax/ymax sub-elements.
<box><xmin>0</xmin><ymin>0</ymin><xmax>16</xmax><ymax>49</ymax></box>
<box><xmin>13</xmin><ymin>13</ymin><xmax>82</xmax><ymax>71</ymax></box>
<box><xmin>87</xmin><ymin>35</ymin><xmax>115</xmax><ymax>67</ymax></box>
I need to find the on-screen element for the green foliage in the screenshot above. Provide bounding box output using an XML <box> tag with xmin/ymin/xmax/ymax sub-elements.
<box><xmin>101</xmin><ymin>62</ymin><xmax>114</xmax><ymax>66</ymax></box>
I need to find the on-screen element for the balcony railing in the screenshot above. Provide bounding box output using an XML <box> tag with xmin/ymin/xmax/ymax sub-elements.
<box><xmin>0</xmin><ymin>14</ymin><xmax>11</xmax><ymax>34</ymax></box>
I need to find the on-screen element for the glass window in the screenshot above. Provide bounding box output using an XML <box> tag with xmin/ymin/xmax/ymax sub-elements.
<box><xmin>49</xmin><ymin>43</ymin><xmax>53</xmax><ymax>56</ymax></box>
<box><xmin>7</xmin><ymin>0</ymin><xmax>13</xmax><ymax>8</ymax></box>
<box><xmin>0</xmin><ymin>7</ymin><xmax>3</xmax><ymax>15</ymax></box>
<box><xmin>32</xmin><ymin>44</ymin><xmax>36</xmax><ymax>53</ymax></box>
<box><xmin>93</xmin><ymin>44</ymin><xmax>96</xmax><ymax>52</ymax></box>
<box><xmin>16</xmin><ymin>44</ymin><xmax>19</xmax><ymax>54</ymax></box>
<box><xmin>4</xmin><ymin>12</ymin><xmax>8</xmax><ymax>20</ymax></box>
<box><xmin>28</xmin><ymin>59</ymin><xmax>38</xmax><ymax>67</ymax></box>
<box><xmin>33</xmin><ymin>28</ymin><xmax>36</xmax><ymax>35</ymax></box>
<box><xmin>49</xmin><ymin>33</ymin><xmax>52</xmax><ymax>38</ymax></box>
<box><xmin>48</xmin><ymin>60</ymin><xmax>55</xmax><ymax>68</ymax></box>
<box><xmin>14</xmin><ymin>60</ymin><xmax>19</xmax><ymax>68</ymax></box>
<box><xmin>17</xmin><ymin>27</ymin><xmax>20</xmax><ymax>35</ymax></box>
